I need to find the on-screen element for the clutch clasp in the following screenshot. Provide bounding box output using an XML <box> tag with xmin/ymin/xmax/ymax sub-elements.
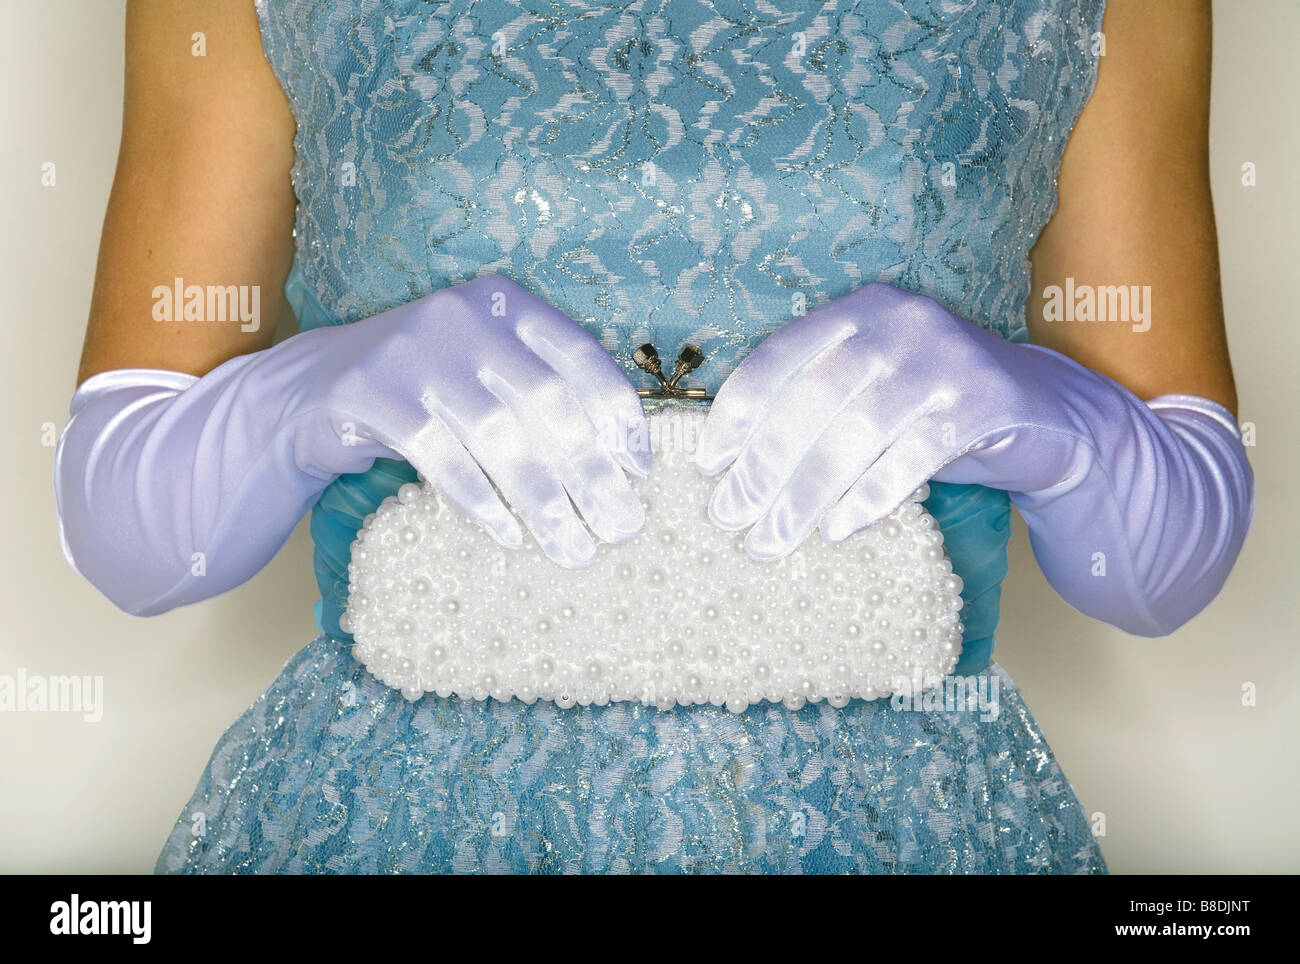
<box><xmin>633</xmin><ymin>342</ymin><xmax>712</xmax><ymax>400</ymax></box>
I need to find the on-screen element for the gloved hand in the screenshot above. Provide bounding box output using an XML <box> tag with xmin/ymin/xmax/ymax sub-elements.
<box><xmin>55</xmin><ymin>274</ymin><xmax>650</xmax><ymax>616</ymax></box>
<box><xmin>694</xmin><ymin>281</ymin><xmax>1255</xmax><ymax>636</ymax></box>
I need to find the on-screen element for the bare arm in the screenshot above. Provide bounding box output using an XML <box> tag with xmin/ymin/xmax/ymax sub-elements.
<box><xmin>1028</xmin><ymin>0</ymin><xmax>1239</xmax><ymax>416</ymax></box>
<box><xmin>77</xmin><ymin>0</ymin><xmax>296</xmax><ymax>386</ymax></box>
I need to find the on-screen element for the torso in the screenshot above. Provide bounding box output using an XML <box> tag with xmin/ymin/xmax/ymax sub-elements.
<box><xmin>256</xmin><ymin>0</ymin><xmax>1105</xmax><ymax>388</ymax></box>
<box><xmin>253</xmin><ymin>0</ymin><xmax>1106</xmax><ymax>670</ymax></box>
<box><xmin>151</xmin><ymin>0</ymin><xmax>1114</xmax><ymax>873</ymax></box>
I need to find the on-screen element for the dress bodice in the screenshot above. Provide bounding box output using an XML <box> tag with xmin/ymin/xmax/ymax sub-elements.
<box><xmin>254</xmin><ymin>0</ymin><xmax>1106</xmax><ymax>674</ymax></box>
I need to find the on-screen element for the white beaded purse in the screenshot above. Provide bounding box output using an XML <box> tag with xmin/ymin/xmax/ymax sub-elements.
<box><xmin>343</xmin><ymin>347</ymin><xmax>965</xmax><ymax>713</ymax></box>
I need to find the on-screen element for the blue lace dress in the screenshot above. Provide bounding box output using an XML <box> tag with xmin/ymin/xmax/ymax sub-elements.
<box><xmin>156</xmin><ymin>0</ymin><xmax>1108</xmax><ymax>873</ymax></box>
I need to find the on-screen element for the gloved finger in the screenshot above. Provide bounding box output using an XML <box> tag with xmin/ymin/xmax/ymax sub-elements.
<box><xmin>819</xmin><ymin>410</ymin><xmax>954</xmax><ymax>544</ymax></box>
<box><xmin>479</xmin><ymin>361</ymin><xmax>645</xmax><ymax>544</ymax></box>
<box><xmin>739</xmin><ymin>385</ymin><xmax>902</xmax><ymax>559</ymax></box>
<box><xmin>503</xmin><ymin>285</ymin><xmax>653</xmax><ymax>477</ymax></box>
<box><xmin>706</xmin><ymin>344</ymin><xmax>887</xmax><ymax>531</ymax></box>
<box><xmin>427</xmin><ymin>388</ymin><xmax>598</xmax><ymax>569</ymax></box>
<box><xmin>391</xmin><ymin>409</ymin><xmax>524</xmax><ymax>550</ymax></box>
<box><xmin>695</xmin><ymin>309</ymin><xmax>857</xmax><ymax>476</ymax></box>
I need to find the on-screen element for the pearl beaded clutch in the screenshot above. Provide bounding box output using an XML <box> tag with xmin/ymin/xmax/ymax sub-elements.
<box><xmin>342</xmin><ymin>399</ymin><xmax>965</xmax><ymax>713</ymax></box>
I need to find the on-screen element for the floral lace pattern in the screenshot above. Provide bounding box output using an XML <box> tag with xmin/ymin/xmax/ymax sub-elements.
<box><xmin>255</xmin><ymin>0</ymin><xmax>1104</xmax><ymax>386</ymax></box>
<box><xmin>153</xmin><ymin>0</ymin><xmax>1109</xmax><ymax>873</ymax></box>
<box><xmin>158</xmin><ymin>636</ymin><xmax>1105</xmax><ymax>873</ymax></box>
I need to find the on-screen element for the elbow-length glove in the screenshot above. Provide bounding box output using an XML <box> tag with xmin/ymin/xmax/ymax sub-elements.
<box><xmin>54</xmin><ymin>274</ymin><xmax>650</xmax><ymax>616</ymax></box>
<box><xmin>694</xmin><ymin>282</ymin><xmax>1255</xmax><ymax>636</ymax></box>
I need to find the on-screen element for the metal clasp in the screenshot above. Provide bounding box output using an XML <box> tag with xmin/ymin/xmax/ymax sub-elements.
<box><xmin>633</xmin><ymin>342</ymin><xmax>711</xmax><ymax>399</ymax></box>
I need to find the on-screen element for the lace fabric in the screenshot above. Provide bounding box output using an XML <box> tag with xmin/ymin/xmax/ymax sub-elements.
<box><xmin>259</xmin><ymin>0</ymin><xmax>1104</xmax><ymax>380</ymax></box>
<box><xmin>154</xmin><ymin>0</ymin><xmax>1109</xmax><ymax>873</ymax></box>
<box><xmin>157</xmin><ymin>636</ymin><xmax>1104</xmax><ymax>873</ymax></box>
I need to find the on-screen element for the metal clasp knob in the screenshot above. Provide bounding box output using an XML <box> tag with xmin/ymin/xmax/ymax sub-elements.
<box><xmin>634</xmin><ymin>342</ymin><xmax>710</xmax><ymax>398</ymax></box>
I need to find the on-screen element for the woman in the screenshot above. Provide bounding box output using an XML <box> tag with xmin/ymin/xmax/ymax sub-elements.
<box><xmin>54</xmin><ymin>0</ymin><xmax>1252</xmax><ymax>872</ymax></box>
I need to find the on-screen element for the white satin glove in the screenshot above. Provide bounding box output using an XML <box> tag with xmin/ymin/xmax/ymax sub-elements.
<box><xmin>55</xmin><ymin>274</ymin><xmax>649</xmax><ymax>616</ymax></box>
<box><xmin>694</xmin><ymin>282</ymin><xmax>1255</xmax><ymax>636</ymax></box>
